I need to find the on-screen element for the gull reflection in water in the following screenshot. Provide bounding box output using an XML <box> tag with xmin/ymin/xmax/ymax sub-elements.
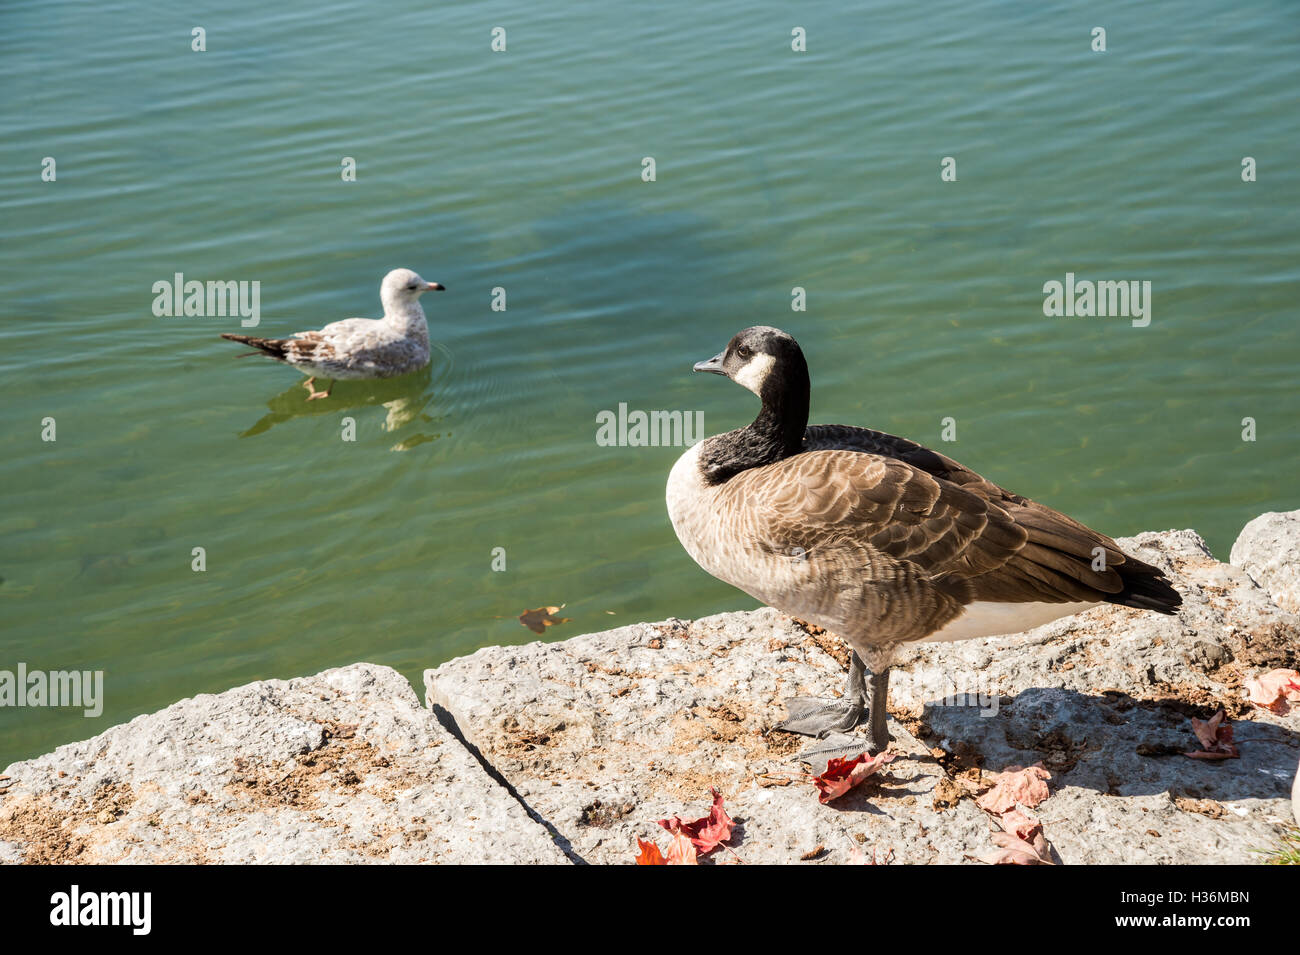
<box><xmin>237</xmin><ymin>345</ymin><xmax>451</xmax><ymax>451</ymax></box>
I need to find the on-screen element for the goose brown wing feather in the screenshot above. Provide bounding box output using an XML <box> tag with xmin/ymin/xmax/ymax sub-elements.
<box><xmin>802</xmin><ymin>424</ymin><xmax>1174</xmax><ymax>606</ymax></box>
<box><xmin>724</xmin><ymin>449</ymin><xmax>1026</xmax><ymax>585</ymax></box>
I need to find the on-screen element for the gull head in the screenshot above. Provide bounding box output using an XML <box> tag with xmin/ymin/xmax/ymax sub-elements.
<box><xmin>381</xmin><ymin>268</ymin><xmax>445</xmax><ymax>310</ymax></box>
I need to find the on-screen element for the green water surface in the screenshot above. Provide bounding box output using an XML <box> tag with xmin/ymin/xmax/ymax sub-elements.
<box><xmin>2</xmin><ymin>0</ymin><xmax>1298</xmax><ymax>764</ymax></box>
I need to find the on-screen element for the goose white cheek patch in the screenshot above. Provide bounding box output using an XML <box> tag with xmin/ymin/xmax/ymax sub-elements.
<box><xmin>733</xmin><ymin>353</ymin><xmax>775</xmax><ymax>395</ymax></box>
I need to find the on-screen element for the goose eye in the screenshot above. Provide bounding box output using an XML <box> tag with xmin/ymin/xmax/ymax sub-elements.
<box><xmin>736</xmin><ymin>345</ymin><xmax>751</xmax><ymax>359</ymax></box>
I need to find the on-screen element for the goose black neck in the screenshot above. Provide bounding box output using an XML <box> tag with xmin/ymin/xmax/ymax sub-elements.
<box><xmin>701</xmin><ymin>360</ymin><xmax>810</xmax><ymax>485</ymax></box>
<box><xmin>752</xmin><ymin>365</ymin><xmax>810</xmax><ymax>457</ymax></box>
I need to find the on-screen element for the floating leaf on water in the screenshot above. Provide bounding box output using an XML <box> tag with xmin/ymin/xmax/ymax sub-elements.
<box><xmin>518</xmin><ymin>605</ymin><xmax>570</xmax><ymax>634</ymax></box>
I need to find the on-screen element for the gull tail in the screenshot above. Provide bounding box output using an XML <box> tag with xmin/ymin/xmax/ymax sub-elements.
<box><xmin>221</xmin><ymin>333</ymin><xmax>290</xmax><ymax>361</ymax></box>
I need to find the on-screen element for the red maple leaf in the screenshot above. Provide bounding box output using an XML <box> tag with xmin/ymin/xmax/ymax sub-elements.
<box><xmin>635</xmin><ymin>833</ymin><xmax>698</xmax><ymax>865</ymax></box>
<box><xmin>664</xmin><ymin>831</ymin><xmax>698</xmax><ymax>865</ymax></box>
<box><xmin>657</xmin><ymin>787</ymin><xmax>736</xmax><ymax>854</ymax></box>
<box><xmin>1245</xmin><ymin>668</ymin><xmax>1300</xmax><ymax>716</ymax></box>
<box><xmin>635</xmin><ymin>838</ymin><xmax>666</xmax><ymax>865</ymax></box>
<box><xmin>1185</xmin><ymin>707</ymin><xmax>1240</xmax><ymax>760</ymax></box>
<box><xmin>978</xmin><ymin>806</ymin><xmax>1055</xmax><ymax>865</ymax></box>
<box><xmin>976</xmin><ymin>763</ymin><xmax>1052</xmax><ymax>813</ymax></box>
<box><xmin>811</xmin><ymin>751</ymin><xmax>896</xmax><ymax>804</ymax></box>
<box><xmin>980</xmin><ymin>830</ymin><xmax>1054</xmax><ymax>865</ymax></box>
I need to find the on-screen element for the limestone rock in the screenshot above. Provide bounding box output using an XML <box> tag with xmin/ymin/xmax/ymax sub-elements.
<box><xmin>1231</xmin><ymin>509</ymin><xmax>1300</xmax><ymax>614</ymax></box>
<box><xmin>0</xmin><ymin>663</ymin><xmax>567</xmax><ymax>864</ymax></box>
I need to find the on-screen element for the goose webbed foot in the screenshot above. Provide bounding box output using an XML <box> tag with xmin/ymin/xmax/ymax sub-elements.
<box><xmin>777</xmin><ymin>697</ymin><xmax>866</xmax><ymax>736</ymax></box>
<box><xmin>775</xmin><ymin>654</ymin><xmax>892</xmax><ymax>755</ymax></box>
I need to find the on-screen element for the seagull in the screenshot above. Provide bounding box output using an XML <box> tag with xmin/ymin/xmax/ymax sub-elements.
<box><xmin>667</xmin><ymin>326</ymin><xmax>1181</xmax><ymax>755</ymax></box>
<box><xmin>221</xmin><ymin>268</ymin><xmax>444</xmax><ymax>400</ymax></box>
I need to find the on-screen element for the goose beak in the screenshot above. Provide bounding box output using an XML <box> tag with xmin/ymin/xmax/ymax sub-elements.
<box><xmin>693</xmin><ymin>352</ymin><xmax>726</xmax><ymax>375</ymax></box>
<box><xmin>423</xmin><ymin>282</ymin><xmax>445</xmax><ymax>292</ymax></box>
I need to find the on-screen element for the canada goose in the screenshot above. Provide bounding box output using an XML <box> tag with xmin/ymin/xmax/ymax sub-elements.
<box><xmin>222</xmin><ymin>268</ymin><xmax>444</xmax><ymax>400</ymax></box>
<box><xmin>666</xmin><ymin>326</ymin><xmax>1181</xmax><ymax>754</ymax></box>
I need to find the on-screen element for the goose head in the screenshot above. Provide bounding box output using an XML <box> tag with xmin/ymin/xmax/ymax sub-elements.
<box><xmin>693</xmin><ymin>325</ymin><xmax>808</xmax><ymax>403</ymax></box>
<box><xmin>380</xmin><ymin>268</ymin><xmax>445</xmax><ymax>313</ymax></box>
<box><xmin>693</xmin><ymin>326</ymin><xmax>812</xmax><ymax>468</ymax></box>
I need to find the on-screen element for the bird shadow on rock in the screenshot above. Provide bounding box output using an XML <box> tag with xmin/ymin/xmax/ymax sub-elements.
<box><xmin>917</xmin><ymin>685</ymin><xmax>1300</xmax><ymax>804</ymax></box>
<box><xmin>236</xmin><ymin>358</ymin><xmax>446</xmax><ymax>444</ymax></box>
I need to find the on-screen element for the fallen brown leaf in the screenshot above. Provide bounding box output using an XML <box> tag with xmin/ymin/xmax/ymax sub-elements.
<box><xmin>518</xmin><ymin>605</ymin><xmax>571</xmax><ymax>635</ymax></box>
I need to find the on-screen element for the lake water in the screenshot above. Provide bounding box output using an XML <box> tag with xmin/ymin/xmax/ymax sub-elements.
<box><xmin>2</xmin><ymin>0</ymin><xmax>1297</xmax><ymax>764</ymax></box>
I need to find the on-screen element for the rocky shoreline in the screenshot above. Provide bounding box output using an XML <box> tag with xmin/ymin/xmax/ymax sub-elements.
<box><xmin>3</xmin><ymin>512</ymin><xmax>1298</xmax><ymax>864</ymax></box>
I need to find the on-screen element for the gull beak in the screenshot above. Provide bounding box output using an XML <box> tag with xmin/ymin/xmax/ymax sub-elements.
<box><xmin>693</xmin><ymin>351</ymin><xmax>726</xmax><ymax>375</ymax></box>
<box><xmin>423</xmin><ymin>282</ymin><xmax>445</xmax><ymax>292</ymax></box>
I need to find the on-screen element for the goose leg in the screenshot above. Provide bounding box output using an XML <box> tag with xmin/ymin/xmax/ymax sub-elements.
<box><xmin>776</xmin><ymin>653</ymin><xmax>893</xmax><ymax>754</ymax></box>
<box><xmin>864</xmin><ymin>666</ymin><xmax>893</xmax><ymax>755</ymax></box>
